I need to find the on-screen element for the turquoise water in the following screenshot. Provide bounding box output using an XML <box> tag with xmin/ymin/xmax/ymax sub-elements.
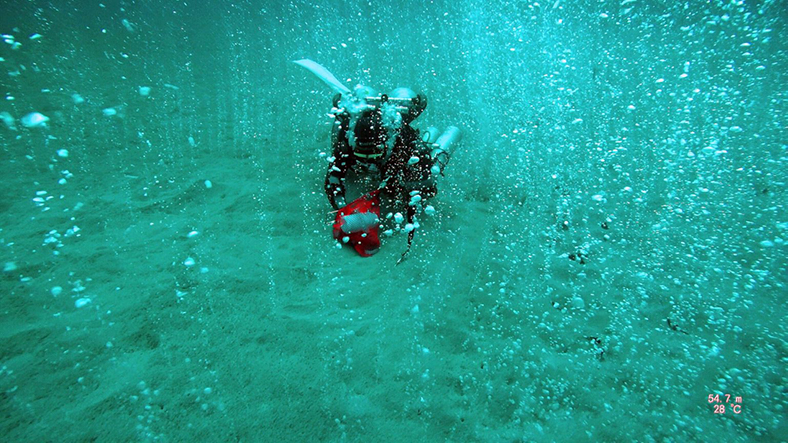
<box><xmin>1</xmin><ymin>1</ymin><xmax>785</xmax><ymax>441</ymax></box>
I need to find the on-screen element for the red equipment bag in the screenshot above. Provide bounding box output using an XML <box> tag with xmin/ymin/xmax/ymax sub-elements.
<box><xmin>332</xmin><ymin>190</ymin><xmax>382</xmax><ymax>257</ymax></box>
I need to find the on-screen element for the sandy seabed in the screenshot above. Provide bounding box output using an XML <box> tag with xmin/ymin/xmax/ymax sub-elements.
<box><xmin>1</xmin><ymin>1</ymin><xmax>786</xmax><ymax>442</ymax></box>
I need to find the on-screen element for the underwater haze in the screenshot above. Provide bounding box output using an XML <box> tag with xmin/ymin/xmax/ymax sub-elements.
<box><xmin>1</xmin><ymin>0</ymin><xmax>786</xmax><ymax>441</ymax></box>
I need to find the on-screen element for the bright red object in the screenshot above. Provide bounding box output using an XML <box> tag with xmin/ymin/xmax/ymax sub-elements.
<box><xmin>333</xmin><ymin>190</ymin><xmax>382</xmax><ymax>257</ymax></box>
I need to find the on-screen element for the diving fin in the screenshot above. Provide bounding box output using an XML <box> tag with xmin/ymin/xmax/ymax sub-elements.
<box><xmin>293</xmin><ymin>59</ymin><xmax>351</xmax><ymax>95</ymax></box>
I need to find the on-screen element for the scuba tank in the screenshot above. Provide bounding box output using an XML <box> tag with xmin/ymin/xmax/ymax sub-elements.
<box><xmin>421</xmin><ymin>126</ymin><xmax>440</xmax><ymax>144</ymax></box>
<box><xmin>430</xmin><ymin>126</ymin><xmax>462</xmax><ymax>175</ymax></box>
<box><xmin>401</xmin><ymin>126</ymin><xmax>462</xmax><ymax>190</ymax></box>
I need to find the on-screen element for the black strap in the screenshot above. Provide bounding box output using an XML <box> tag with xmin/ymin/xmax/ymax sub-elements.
<box><xmin>396</xmin><ymin>206</ymin><xmax>418</xmax><ymax>265</ymax></box>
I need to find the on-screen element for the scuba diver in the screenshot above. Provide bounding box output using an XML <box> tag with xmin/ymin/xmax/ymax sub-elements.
<box><xmin>324</xmin><ymin>87</ymin><xmax>461</xmax><ymax>260</ymax></box>
<box><xmin>325</xmin><ymin>87</ymin><xmax>434</xmax><ymax>209</ymax></box>
<box><xmin>293</xmin><ymin>59</ymin><xmax>461</xmax><ymax>259</ymax></box>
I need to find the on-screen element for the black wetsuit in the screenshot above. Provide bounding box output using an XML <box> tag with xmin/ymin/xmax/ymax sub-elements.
<box><xmin>324</xmin><ymin>112</ymin><xmax>431</xmax><ymax>211</ymax></box>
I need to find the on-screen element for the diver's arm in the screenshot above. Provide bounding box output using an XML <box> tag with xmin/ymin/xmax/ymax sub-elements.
<box><xmin>325</xmin><ymin>157</ymin><xmax>348</xmax><ymax>210</ymax></box>
<box><xmin>325</xmin><ymin>113</ymin><xmax>352</xmax><ymax>209</ymax></box>
<box><xmin>381</xmin><ymin>152</ymin><xmax>403</xmax><ymax>197</ymax></box>
<box><xmin>381</xmin><ymin>140</ymin><xmax>410</xmax><ymax>199</ymax></box>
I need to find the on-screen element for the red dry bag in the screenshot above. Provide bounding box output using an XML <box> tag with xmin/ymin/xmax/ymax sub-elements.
<box><xmin>332</xmin><ymin>190</ymin><xmax>382</xmax><ymax>257</ymax></box>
